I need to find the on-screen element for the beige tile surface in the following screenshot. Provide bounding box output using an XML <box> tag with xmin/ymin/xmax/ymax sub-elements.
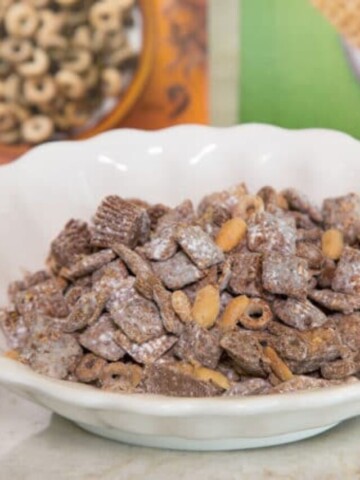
<box><xmin>1</xmin><ymin>385</ymin><xmax>360</xmax><ymax>480</ymax></box>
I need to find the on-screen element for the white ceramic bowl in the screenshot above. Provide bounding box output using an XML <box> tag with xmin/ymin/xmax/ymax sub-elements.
<box><xmin>1</xmin><ymin>124</ymin><xmax>360</xmax><ymax>451</ymax></box>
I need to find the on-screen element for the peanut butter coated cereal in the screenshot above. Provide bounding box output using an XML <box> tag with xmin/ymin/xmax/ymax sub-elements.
<box><xmin>2</xmin><ymin>185</ymin><xmax>360</xmax><ymax>396</ymax></box>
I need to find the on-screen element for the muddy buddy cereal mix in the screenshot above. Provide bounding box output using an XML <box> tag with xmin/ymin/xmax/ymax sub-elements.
<box><xmin>2</xmin><ymin>183</ymin><xmax>360</xmax><ymax>397</ymax></box>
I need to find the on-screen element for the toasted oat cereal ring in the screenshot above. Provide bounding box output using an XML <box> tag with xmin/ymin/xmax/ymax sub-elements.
<box><xmin>55</xmin><ymin>70</ymin><xmax>86</xmax><ymax>100</ymax></box>
<box><xmin>54</xmin><ymin>0</ymin><xmax>80</xmax><ymax>5</ymax></box>
<box><xmin>17</xmin><ymin>49</ymin><xmax>49</xmax><ymax>77</ymax></box>
<box><xmin>53</xmin><ymin>112</ymin><xmax>72</xmax><ymax>131</ymax></box>
<box><xmin>64</xmin><ymin>102</ymin><xmax>91</xmax><ymax>128</ymax></box>
<box><xmin>24</xmin><ymin>76</ymin><xmax>57</xmax><ymax>105</ymax></box>
<box><xmin>61</xmin><ymin>50</ymin><xmax>92</xmax><ymax>74</ymax></box>
<box><xmin>28</xmin><ymin>0</ymin><xmax>51</xmax><ymax>7</ymax></box>
<box><xmin>83</xmin><ymin>67</ymin><xmax>99</xmax><ymax>90</ymax></box>
<box><xmin>1</xmin><ymin>39</ymin><xmax>33</xmax><ymax>64</ymax></box>
<box><xmin>219</xmin><ymin>295</ymin><xmax>250</xmax><ymax>330</ymax></box>
<box><xmin>72</xmin><ymin>26</ymin><xmax>92</xmax><ymax>49</ymax></box>
<box><xmin>239</xmin><ymin>298</ymin><xmax>273</xmax><ymax>330</ymax></box>
<box><xmin>233</xmin><ymin>195</ymin><xmax>265</xmax><ymax>219</ymax></box>
<box><xmin>96</xmin><ymin>29</ymin><xmax>127</xmax><ymax>51</ymax></box>
<box><xmin>117</xmin><ymin>0</ymin><xmax>136</xmax><ymax>10</ymax></box>
<box><xmin>0</xmin><ymin>82</ymin><xmax>5</xmax><ymax>99</ymax></box>
<box><xmin>193</xmin><ymin>366</ymin><xmax>230</xmax><ymax>390</ymax></box>
<box><xmin>90</xmin><ymin>1</ymin><xmax>121</xmax><ymax>32</ymax></box>
<box><xmin>101</xmin><ymin>68</ymin><xmax>123</xmax><ymax>96</ymax></box>
<box><xmin>105</xmin><ymin>30</ymin><xmax>127</xmax><ymax>50</ymax></box>
<box><xmin>106</xmin><ymin>46</ymin><xmax>137</xmax><ymax>67</ymax></box>
<box><xmin>21</xmin><ymin>115</ymin><xmax>54</xmax><ymax>144</ymax></box>
<box><xmin>0</xmin><ymin>58</ymin><xmax>11</xmax><ymax>77</ymax></box>
<box><xmin>0</xmin><ymin>103</ymin><xmax>16</xmax><ymax>132</ymax></box>
<box><xmin>75</xmin><ymin>353</ymin><xmax>107</xmax><ymax>383</ymax></box>
<box><xmin>0</xmin><ymin>129</ymin><xmax>20</xmax><ymax>144</ymax></box>
<box><xmin>92</xmin><ymin>29</ymin><xmax>126</xmax><ymax>52</ymax></box>
<box><xmin>38</xmin><ymin>9</ymin><xmax>65</xmax><ymax>32</ymax></box>
<box><xmin>37</xmin><ymin>30</ymin><xmax>67</xmax><ymax>50</ymax></box>
<box><xmin>5</xmin><ymin>4</ymin><xmax>39</xmax><ymax>38</ymax></box>
<box><xmin>100</xmin><ymin>362</ymin><xmax>143</xmax><ymax>391</ymax></box>
<box><xmin>4</xmin><ymin>75</ymin><xmax>22</xmax><ymax>101</ymax></box>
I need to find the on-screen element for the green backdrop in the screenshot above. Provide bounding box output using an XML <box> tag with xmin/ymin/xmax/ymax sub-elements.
<box><xmin>240</xmin><ymin>0</ymin><xmax>360</xmax><ymax>137</ymax></box>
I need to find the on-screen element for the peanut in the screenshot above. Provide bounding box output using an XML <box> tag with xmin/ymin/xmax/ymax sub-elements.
<box><xmin>322</xmin><ymin>229</ymin><xmax>344</xmax><ymax>260</ymax></box>
<box><xmin>192</xmin><ymin>285</ymin><xmax>220</xmax><ymax>329</ymax></box>
<box><xmin>171</xmin><ymin>362</ymin><xmax>195</xmax><ymax>376</ymax></box>
<box><xmin>171</xmin><ymin>290</ymin><xmax>192</xmax><ymax>323</ymax></box>
<box><xmin>263</xmin><ymin>346</ymin><xmax>293</xmax><ymax>382</ymax></box>
<box><xmin>215</xmin><ymin>218</ymin><xmax>247</xmax><ymax>252</ymax></box>
<box><xmin>4</xmin><ymin>350</ymin><xmax>20</xmax><ymax>361</ymax></box>
<box><xmin>193</xmin><ymin>366</ymin><xmax>230</xmax><ymax>390</ymax></box>
<box><xmin>218</xmin><ymin>295</ymin><xmax>249</xmax><ymax>330</ymax></box>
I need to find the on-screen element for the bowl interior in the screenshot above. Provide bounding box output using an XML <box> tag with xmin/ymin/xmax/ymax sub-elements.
<box><xmin>1</xmin><ymin>124</ymin><xmax>360</xmax><ymax>344</ymax></box>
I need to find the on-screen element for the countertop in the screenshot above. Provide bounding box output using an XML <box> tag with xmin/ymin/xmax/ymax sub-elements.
<box><xmin>1</xmin><ymin>386</ymin><xmax>360</xmax><ymax>480</ymax></box>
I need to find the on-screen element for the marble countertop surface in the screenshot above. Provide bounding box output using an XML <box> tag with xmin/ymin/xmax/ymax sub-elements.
<box><xmin>1</xmin><ymin>386</ymin><xmax>360</xmax><ymax>480</ymax></box>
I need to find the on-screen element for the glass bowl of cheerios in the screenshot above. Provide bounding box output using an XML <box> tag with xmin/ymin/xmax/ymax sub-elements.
<box><xmin>0</xmin><ymin>0</ymin><xmax>154</xmax><ymax>161</ymax></box>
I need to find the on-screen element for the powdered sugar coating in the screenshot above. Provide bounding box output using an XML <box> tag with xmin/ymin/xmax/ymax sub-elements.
<box><xmin>176</xmin><ymin>225</ymin><xmax>224</xmax><ymax>270</ymax></box>
<box><xmin>224</xmin><ymin>378</ymin><xmax>271</xmax><ymax>396</ymax></box>
<box><xmin>330</xmin><ymin>313</ymin><xmax>360</xmax><ymax>351</ymax></box>
<box><xmin>64</xmin><ymin>291</ymin><xmax>107</xmax><ymax>333</ymax></box>
<box><xmin>229</xmin><ymin>252</ymin><xmax>262</xmax><ymax>296</ymax></box>
<box><xmin>143</xmin><ymin>226</ymin><xmax>178</xmax><ymax>261</ymax></box>
<box><xmin>247</xmin><ymin>212</ymin><xmax>296</xmax><ymax>256</ymax></box>
<box><xmin>262</xmin><ymin>253</ymin><xmax>309</xmax><ymax>299</ymax></box>
<box><xmin>79</xmin><ymin>315</ymin><xmax>124</xmax><ymax>361</ymax></box>
<box><xmin>152</xmin><ymin>252</ymin><xmax>203</xmax><ymax>290</ymax></box>
<box><xmin>309</xmin><ymin>288</ymin><xmax>360</xmax><ymax>314</ymax></box>
<box><xmin>282</xmin><ymin>188</ymin><xmax>322</xmax><ymax>223</ymax></box>
<box><xmin>108</xmin><ymin>285</ymin><xmax>164</xmax><ymax>343</ymax></box>
<box><xmin>296</xmin><ymin>241</ymin><xmax>324</xmax><ymax>270</ymax></box>
<box><xmin>220</xmin><ymin>330</ymin><xmax>267</xmax><ymax>377</ymax></box>
<box><xmin>174</xmin><ymin>322</ymin><xmax>222</xmax><ymax>369</ymax></box>
<box><xmin>15</xmin><ymin>278</ymin><xmax>69</xmax><ymax>319</ymax></box>
<box><xmin>143</xmin><ymin>364</ymin><xmax>220</xmax><ymax>397</ymax></box>
<box><xmin>332</xmin><ymin>247</ymin><xmax>360</xmax><ymax>295</ymax></box>
<box><xmin>114</xmin><ymin>331</ymin><xmax>177</xmax><ymax>364</ymax></box>
<box><xmin>60</xmin><ymin>249</ymin><xmax>116</xmax><ymax>280</ymax></box>
<box><xmin>0</xmin><ymin>308</ymin><xmax>29</xmax><ymax>349</ymax></box>
<box><xmin>273</xmin><ymin>298</ymin><xmax>327</xmax><ymax>330</ymax></box>
<box><xmin>322</xmin><ymin>193</ymin><xmax>360</xmax><ymax>244</ymax></box>
<box><xmin>50</xmin><ymin>219</ymin><xmax>91</xmax><ymax>268</ymax></box>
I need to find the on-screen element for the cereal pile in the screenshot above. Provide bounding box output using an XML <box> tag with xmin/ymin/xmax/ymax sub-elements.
<box><xmin>2</xmin><ymin>184</ymin><xmax>360</xmax><ymax>397</ymax></box>
<box><xmin>0</xmin><ymin>0</ymin><xmax>137</xmax><ymax>144</ymax></box>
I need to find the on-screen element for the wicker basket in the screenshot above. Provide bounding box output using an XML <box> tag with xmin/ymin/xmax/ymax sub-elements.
<box><xmin>312</xmin><ymin>0</ymin><xmax>360</xmax><ymax>48</ymax></box>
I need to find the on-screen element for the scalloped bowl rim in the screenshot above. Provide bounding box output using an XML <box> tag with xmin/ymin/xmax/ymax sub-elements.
<box><xmin>2</xmin><ymin>123</ymin><xmax>360</xmax><ymax>173</ymax></box>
